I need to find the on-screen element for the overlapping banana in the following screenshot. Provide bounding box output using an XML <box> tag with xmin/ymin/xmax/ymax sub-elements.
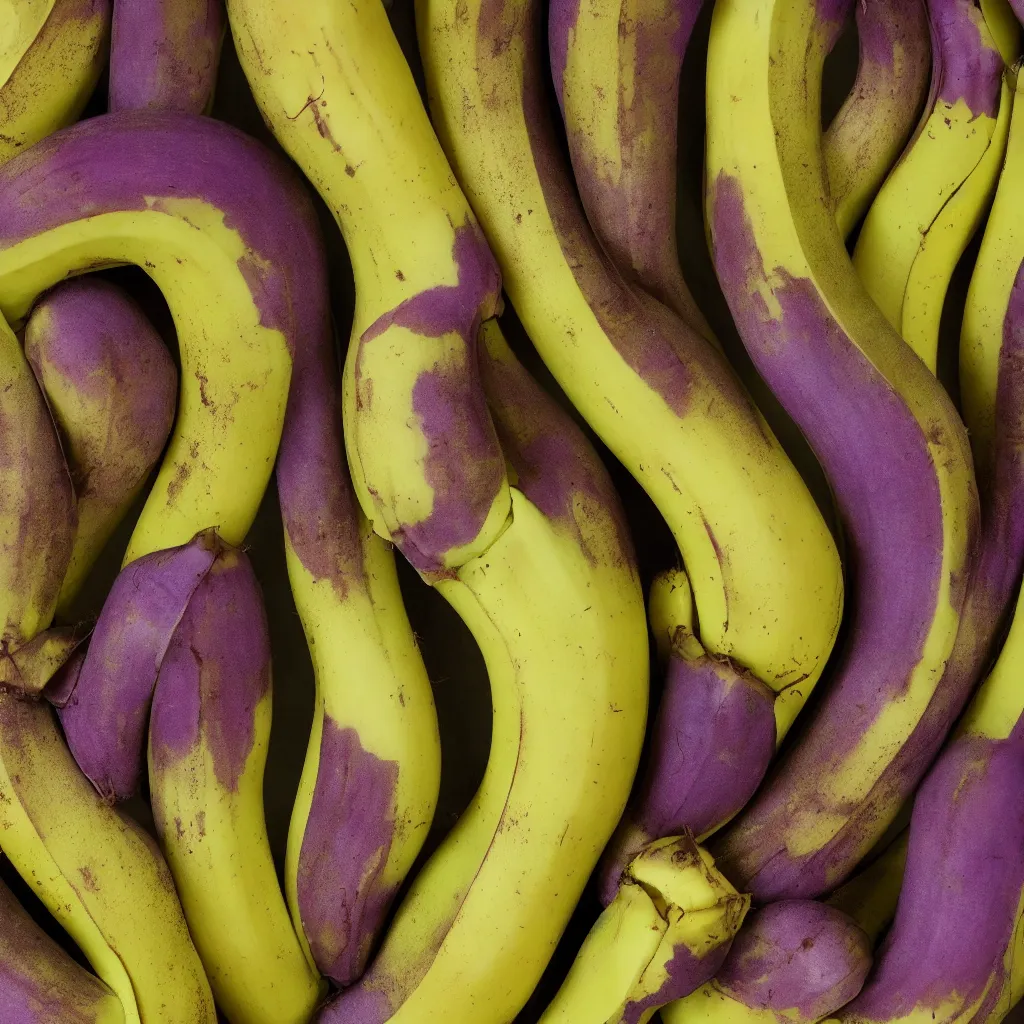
<box><xmin>0</xmin><ymin>875</ymin><xmax>126</xmax><ymax>1023</ymax></box>
<box><xmin>853</xmin><ymin>0</ymin><xmax>1017</xmax><ymax>371</ymax></box>
<box><xmin>704</xmin><ymin>0</ymin><xmax>978</xmax><ymax>901</ymax></box>
<box><xmin>25</xmin><ymin>278</ymin><xmax>177</xmax><ymax>616</ymax></box>
<box><xmin>661</xmin><ymin>899</ymin><xmax>872</xmax><ymax>1024</ymax></box>
<box><xmin>539</xmin><ymin>836</ymin><xmax>748</xmax><ymax>1024</ymax></box>
<box><xmin>227</xmin><ymin>0</ymin><xmax>510</xmax><ymax>576</ymax></box>
<box><xmin>824</xmin><ymin>0</ymin><xmax>931</xmax><ymax>237</ymax></box>
<box><xmin>109</xmin><ymin>0</ymin><xmax>225</xmax><ymax>113</ymax></box>
<box><xmin>826</xmin><ymin>830</ymin><xmax>909</xmax><ymax>946</ymax></box>
<box><xmin>274</xmin><ymin>213</ymin><xmax>440</xmax><ymax>985</ymax></box>
<box><xmin>0</xmin><ymin>0</ymin><xmax>110</xmax><ymax>164</ymax></box>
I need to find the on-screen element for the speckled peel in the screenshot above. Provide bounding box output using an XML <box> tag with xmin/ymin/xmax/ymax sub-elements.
<box><xmin>58</xmin><ymin>530</ymin><xmax>220</xmax><ymax>801</ymax></box>
<box><xmin>0</xmin><ymin>876</ymin><xmax>125</xmax><ymax>1024</ymax></box>
<box><xmin>26</xmin><ymin>278</ymin><xmax>177</xmax><ymax>614</ymax></box>
<box><xmin>109</xmin><ymin>0</ymin><xmax>225</xmax><ymax>114</ymax></box>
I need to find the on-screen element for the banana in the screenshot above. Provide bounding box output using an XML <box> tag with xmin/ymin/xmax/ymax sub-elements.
<box><xmin>323</xmin><ymin>319</ymin><xmax>648</xmax><ymax>1022</ymax></box>
<box><xmin>851</xmin><ymin>0</ymin><xmax>1014</xmax><ymax>371</ymax></box>
<box><xmin>824</xmin><ymin>0</ymin><xmax>931</xmax><ymax>238</ymax></box>
<box><xmin>661</xmin><ymin>900</ymin><xmax>872</xmax><ymax>1024</ymax></box>
<box><xmin>148</xmin><ymin>537</ymin><xmax>324</xmax><ymax>1024</ymax></box>
<box><xmin>539</xmin><ymin>836</ymin><xmax>748</xmax><ymax>1024</ymax></box>
<box><xmin>0</xmin><ymin>0</ymin><xmax>110</xmax><ymax>165</ymax></box>
<box><xmin>109</xmin><ymin>0</ymin><xmax>225</xmax><ymax>114</ymax></box>
<box><xmin>0</xmin><ymin>875</ymin><xmax>126</xmax><ymax>1024</ymax></box>
<box><xmin>276</xmin><ymin>224</ymin><xmax>440</xmax><ymax>985</ymax></box>
<box><xmin>226</xmin><ymin>0</ymin><xmax>511</xmax><ymax>575</ymax></box>
<box><xmin>419</xmin><ymin>0</ymin><xmax>841</xmax><ymax>719</ymax></box>
<box><xmin>704</xmin><ymin>0</ymin><xmax>977</xmax><ymax>900</ymax></box>
<box><xmin>25</xmin><ymin>278</ymin><xmax>177</xmax><ymax>616</ymax></box>
<box><xmin>837</xmin><ymin>582</ymin><xmax>1024</xmax><ymax>1024</ymax></box>
<box><xmin>826</xmin><ymin>830</ymin><xmax>909</xmax><ymax>946</ymax></box>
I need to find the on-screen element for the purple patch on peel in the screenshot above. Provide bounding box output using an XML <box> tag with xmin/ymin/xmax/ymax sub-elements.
<box><xmin>855</xmin><ymin>0</ymin><xmax>929</xmax><ymax>74</ymax></box>
<box><xmin>929</xmin><ymin>0</ymin><xmax>1003</xmax><ymax>118</ymax></box>
<box><xmin>598</xmin><ymin>648</ymin><xmax>776</xmax><ymax>905</ymax></box>
<box><xmin>841</xmin><ymin>735</ymin><xmax>1024</xmax><ymax>1023</ymax></box>
<box><xmin>296</xmin><ymin>719</ymin><xmax>400</xmax><ymax>987</ymax></box>
<box><xmin>109</xmin><ymin>0</ymin><xmax>224</xmax><ymax>114</ymax></box>
<box><xmin>357</xmin><ymin>220</ymin><xmax>505</xmax><ymax>571</ymax></box>
<box><xmin>58</xmin><ymin>530</ymin><xmax>219</xmax><ymax>800</ymax></box>
<box><xmin>719</xmin><ymin>900</ymin><xmax>872</xmax><ymax>1019</ymax></box>
<box><xmin>706</xmin><ymin>172</ymin><xmax>962</xmax><ymax>901</ymax></box>
<box><xmin>0</xmin><ymin>110</ymin><xmax>323</xmax><ymax>352</ymax></box>
<box><xmin>319</xmin><ymin>982</ymin><xmax>393</xmax><ymax>1024</ymax></box>
<box><xmin>149</xmin><ymin>544</ymin><xmax>270</xmax><ymax>792</ymax></box>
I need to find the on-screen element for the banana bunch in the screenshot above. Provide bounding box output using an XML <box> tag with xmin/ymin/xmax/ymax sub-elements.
<box><xmin>853</xmin><ymin>0</ymin><xmax>1018</xmax><ymax>371</ymax></box>
<box><xmin>0</xmin><ymin>0</ymin><xmax>110</xmax><ymax>164</ymax></box>
<box><xmin>539</xmin><ymin>835</ymin><xmax>748</xmax><ymax>1024</ymax></box>
<box><xmin>109</xmin><ymin>0</ymin><xmax>225</xmax><ymax>114</ymax></box>
<box><xmin>704</xmin><ymin>0</ymin><xmax>978</xmax><ymax>902</ymax></box>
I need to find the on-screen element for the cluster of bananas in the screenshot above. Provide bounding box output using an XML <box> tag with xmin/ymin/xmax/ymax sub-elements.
<box><xmin>2</xmin><ymin>0</ymin><xmax>1024</xmax><ymax>1022</ymax></box>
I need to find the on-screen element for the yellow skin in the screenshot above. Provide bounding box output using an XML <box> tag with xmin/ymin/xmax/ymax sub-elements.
<box><xmin>852</xmin><ymin>3</ymin><xmax>1015</xmax><ymax>371</ymax></box>
<box><xmin>418</xmin><ymin>0</ymin><xmax>843</xmax><ymax>733</ymax></box>
<box><xmin>227</xmin><ymin>0</ymin><xmax>511</xmax><ymax>573</ymax></box>
<box><xmin>826</xmin><ymin>831</ymin><xmax>909</xmax><ymax>946</ymax></box>
<box><xmin>0</xmin><ymin>0</ymin><xmax>111</xmax><ymax>164</ymax></box>
<box><xmin>539</xmin><ymin>837</ymin><xmax>748</xmax><ymax>1024</ymax></box>
<box><xmin>703</xmin><ymin>0</ymin><xmax>976</xmax><ymax>899</ymax></box>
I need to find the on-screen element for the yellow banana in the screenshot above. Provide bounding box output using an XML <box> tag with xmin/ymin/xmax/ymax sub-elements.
<box><xmin>826</xmin><ymin>830</ymin><xmax>909</xmax><ymax>946</ymax></box>
<box><xmin>704</xmin><ymin>0</ymin><xmax>977</xmax><ymax>900</ymax></box>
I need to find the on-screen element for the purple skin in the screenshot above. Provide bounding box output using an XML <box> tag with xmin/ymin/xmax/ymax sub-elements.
<box><xmin>109</xmin><ymin>0</ymin><xmax>225</xmax><ymax>114</ymax></box>
<box><xmin>707</xmin><ymin>172</ymin><xmax>972</xmax><ymax>901</ymax></box>
<box><xmin>548</xmin><ymin>0</ymin><xmax>711</xmax><ymax>334</ymax></box>
<box><xmin>25</xmin><ymin>277</ymin><xmax>177</xmax><ymax>601</ymax></box>
<box><xmin>839</xmin><ymin>735</ymin><xmax>1024</xmax><ymax>1023</ymax></box>
<box><xmin>0</xmin><ymin>877</ymin><xmax>120</xmax><ymax>1024</ymax></box>
<box><xmin>148</xmin><ymin>539</ymin><xmax>269</xmax><ymax>792</ymax></box>
<box><xmin>928</xmin><ymin>0</ymin><xmax>1004</xmax><ymax>120</ymax></box>
<box><xmin>717</xmin><ymin>900</ymin><xmax>872</xmax><ymax>1018</ymax></box>
<box><xmin>0</xmin><ymin>110</ymin><xmax>322</xmax><ymax>351</ymax></box>
<box><xmin>295</xmin><ymin>720</ymin><xmax>400</xmax><ymax>986</ymax></box>
<box><xmin>58</xmin><ymin>530</ymin><xmax>220</xmax><ymax>800</ymax></box>
<box><xmin>596</xmin><ymin>645</ymin><xmax>777</xmax><ymax>906</ymax></box>
<box><xmin>356</xmin><ymin>220</ymin><xmax>507</xmax><ymax>573</ymax></box>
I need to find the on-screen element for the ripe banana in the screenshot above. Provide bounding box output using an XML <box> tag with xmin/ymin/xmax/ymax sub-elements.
<box><xmin>419</xmin><ymin>0</ymin><xmax>841</xmax><ymax>717</ymax></box>
<box><xmin>661</xmin><ymin>900</ymin><xmax>872</xmax><ymax>1024</ymax></box>
<box><xmin>838</xmin><ymin>582</ymin><xmax>1024</xmax><ymax>1024</ymax></box>
<box><xmin>704</xmin><ymin>0</ymin><xmax>977</xmax><ymax>900</ymax></box>
<box><xmin>109</xmin><ymin>0</ymin><xmax>225</xmax><ymax>114</ymax></box>
<box><xmin>0</xmin><ymin>111</ymin><xmax>316</xmax><ymax>560</ymax></box>
<box><xmin>148</xmin><ymin>536</ymin><xmax>324</xmax><ymax>1024</ymax></box>
<box><xmin>324</xmin><ymin>320</ymin><xmax>648</xmax><ymax>1022</ymax></box>
<box><xmin>25</xmin><ymin>278</ymin><xmax>177</xmax><ymax>616</ymax></box>
<box><xmin>226</xmin><ymin>0</ymin><xmax>511</xmax><ymax>574</ymax></box>
<box><xmin>852</xmin><ymin>0</ymin><xmax>1015</xmax><ymax>371</ymax></box>
<box><xmin>276</xmin><ymin>225</ymin><xmax>440</xmax><ymax>985</ymax></box>
<box><xmin>538</xmin><ymin>836</ymin><xmax>748</xmax><ymax>1024</ymax></box>
<box><xmin>0</xmin><ymin>0</ymin><xmax>110</xmax><ymax>165</ymax></box>
<box><xmin>824</xmin><ymin>0</ymin><xmax>931</xmax><ymax>238</ymax></box>
<box><xmin>0</xmin><ymin>875</ymin><xmax>126</xmax><ymax>1024</ymax></box>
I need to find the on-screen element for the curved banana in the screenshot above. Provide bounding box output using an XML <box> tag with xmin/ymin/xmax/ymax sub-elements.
<box><xmin>420</xmin><ymin>0</ymin><xmax>841</xmax><ymax>717</ymax></box>
<box><xmin>826</xmin><ymin>830</ymin><xmax>909</xmax><ymax>946</ymax></box>
<box><xmin>852</xmin><ymin>0</ymin><xmax>1014</xmax><ymax>370</ymax></box>
<box><xmin>0</xmin><ymin>0</ymin><xmax>110</xmax><ymax>164</ymax></box>
<box><xmin>539</xmin><ymin>836</ymin><xmax>748</xmax><ymax>1024</ymax></box>
<box><xmin>324</xmin><ymin>320</ymin><xmax>648</xmax><ymax>1022</ymax></box>
<box><xmin>838</xmin><ymin>581</ymin><xmax>1024</xmax><ymax>1024</ymax></box>
<box><xmin>661</xmin><ymin>900</ymin><xmax>872</xmax><ymax>1024</ymax></box>
<box><xmin>109</xmin><ymin>0</ymin><xmax>225</xmax><ymax>114</ymax></box>
<box><xmin>824</xmin><ymin>0</ymin><xmax>931</xmax><ymax>238</ymax></box>
<box><xmin>25</xmin><ymin>278</ymin><xmax>177</xmax><ymax>616</ymax></box>
<box><xmin>0</xmin><ymin>875</ymin><xmax>126</xmax><ymax>1024</ymax></box>
<box><xmin>276</xmin><ymin>221</ymin><xmax>440</xmax><ymax>985</ymax></box>
<box><xmin>148</xmin><ymin>536</ymin><xmax>323</xmax><ymax>1024</ymax></box>
<box><xmin>226</xmin><ymin>0</ymin><xmax>511</xmax><ymax>574</ymax></box>
<box><xmin>704</xmin><ymin>0</ymin><xmax>977</xmax><ymax>901</ymax></box>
